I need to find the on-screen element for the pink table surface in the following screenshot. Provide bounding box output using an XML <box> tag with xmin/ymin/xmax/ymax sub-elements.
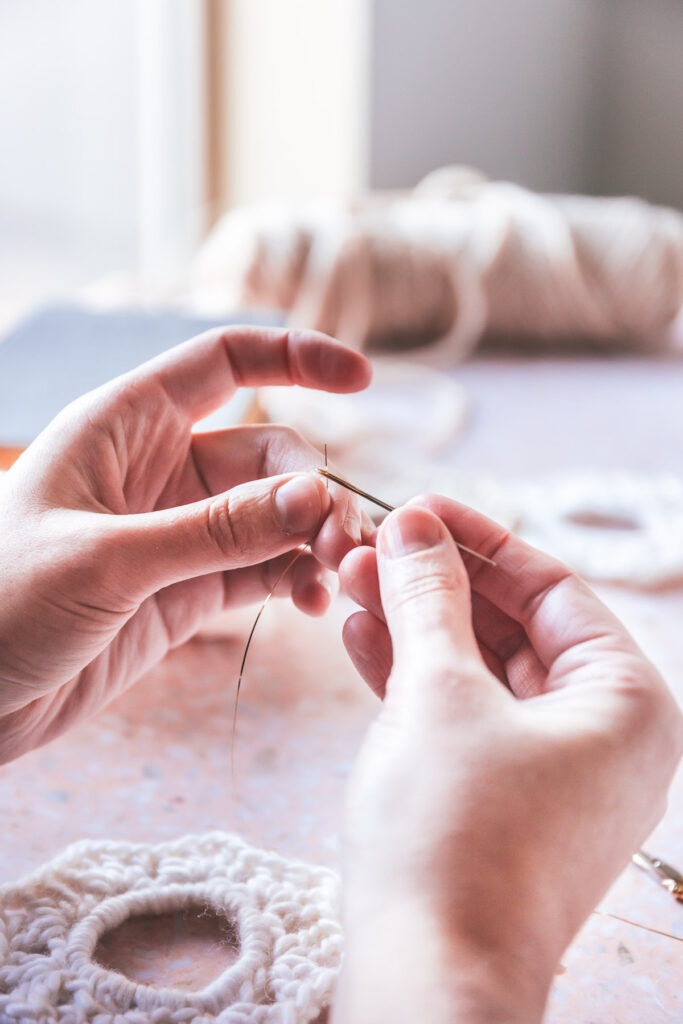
<box><xmin>1</xmin><ymin>352</ymin><xmax>682</xmax><ymax>1021</ymax></box>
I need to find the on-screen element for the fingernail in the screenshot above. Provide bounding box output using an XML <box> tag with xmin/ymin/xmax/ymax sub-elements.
<box><xmin>275</xmin><ymin>476</ymin><xmax>325</xmax><ymax>535</ymax></box>
<box><xmin>382</xmin><ymin>508</ymin><xmax>443</xmax><ymax>558</ymax></box>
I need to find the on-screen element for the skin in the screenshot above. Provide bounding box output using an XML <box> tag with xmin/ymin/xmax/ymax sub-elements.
<box><xmin>1</xmin><ymin>328</ymin><xmax>681</xmax><ymax>1021</ymax></box>
<box><xmin>0</xmin><ymin>325</ymin><xmax>372</xmax><ymax>762</ymax></box>
<box><xmin>335</xmin><ymin>502</ymin><xmax>683</xmax><ymax>1023</ymax></box>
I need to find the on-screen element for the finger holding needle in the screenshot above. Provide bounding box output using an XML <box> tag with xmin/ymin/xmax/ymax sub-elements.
<box><xmin>316</xmin><ymin>467</ymin><xmax>496</xmax><ymax>567</ymax></box>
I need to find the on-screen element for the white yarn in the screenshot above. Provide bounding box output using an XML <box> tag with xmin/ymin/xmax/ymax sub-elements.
<box><xmin>192</xmin><ymin>167</ymin><xmax>683</xmax><ymax>359</ymax></box>
<box><xmin>515</xmin><ymin>471</ymin><xmax>683</xmax><ymax>588</ymax></box>
<box><xmin>378</xmin><ymin>467</ymin><xmax>683</xmax><ymax>589</ymax></box>
<box><xmin>0</xmin><ymin>833</ymin><xmax>343</xmax><ymax>1024</ymax></box>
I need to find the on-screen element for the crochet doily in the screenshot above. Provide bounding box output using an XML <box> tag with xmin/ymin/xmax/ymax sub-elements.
<box><xmin>332</xmin><ymin>462</ymin><xmax>683</xmax><ymax>590</ymax></box>
<box><xmin>435</xmin><ymin>470</ymin><xmax>683</xmax><ymax>589</ymax></box>
<box><xmin>0</xmin><ymin>833</ymin><xmax>343</xmax><ymax>1024</ymax></box>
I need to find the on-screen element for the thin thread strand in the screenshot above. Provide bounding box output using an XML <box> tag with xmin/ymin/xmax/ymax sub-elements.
<box><xmin>592</xmin><ymin>909</ymin><xmax>683</xmax><ymax>943</ymax></box>
<box><xmin>231</xmin><ymin>548</ymin><xmax>307</xmax><ymax>783</ymax></box>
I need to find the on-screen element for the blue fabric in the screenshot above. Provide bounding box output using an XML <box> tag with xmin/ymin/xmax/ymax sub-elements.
<box><xmin>0</xmin><ymin>305</ymin><xmax>279</xmax><ymax>446</ymax></box>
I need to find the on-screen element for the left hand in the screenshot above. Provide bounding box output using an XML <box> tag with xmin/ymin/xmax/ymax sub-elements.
<box><xmin>0</xmin><ymin>325</ymin><xmax>371</xmax><ymax>762</ymax></box>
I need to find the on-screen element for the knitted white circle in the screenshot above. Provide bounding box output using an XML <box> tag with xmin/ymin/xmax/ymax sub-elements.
<box><xmin>374</xmin><ymin>467</ymin><xmax>683</xmax><ymax>589</ymax></box>
<box><xmin>514</xmin><ymin>472</ymin><xmax>683</xmax><ymax>587</ymax></box>
<box><xmin>0</xmin><ymin>833</ymin><xmax>343</xmax><ymax>1024</ymax></box>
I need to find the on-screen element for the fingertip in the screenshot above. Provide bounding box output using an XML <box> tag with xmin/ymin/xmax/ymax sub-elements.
<box><xmin>377</xmin><ymin>505</ymin><xmax>449</xmax><ymax>561</ymax></box>
<box><xmin>291</xmin><ymin>559</ymin><xmax>336</xmax><ymax>616</ymax></box>
<box><xmin>407</xmin><ymin>493</ymin><xmax>505</xmax><ymax>563</ymax></box>
<box><xmin>293</xmin><ymin>578</ymin><xmax>334</xmax><ymax>617</ymax></box>
<box><xmin>374</xmin><ymin>506</ymin><xmax>481</xmax><ymax>671</ymax></box>
<box><xmin>343</xmin><ymin>610</ymin><xmax>392</xmax><ymax>699</ymax></box>
<box><xmin>343</xmin><ymin>609</ymin><xmax>376</xmax><ymax>656</ymax></box>
<box><xmin>273</xmin><ymin>472</ymin><xmax>332</xmax><ymax>538</ymax></box>
<box><xmin>339</xmin><ymin>544</ymin><xmax>375</xmax><ymax>588</ymax></box>
<box><xmin>288</xmin><ymin>329</ymin><xmax>372</xmax><ymax>393</ymax></box>
<box><xmin>312</xmin><ymin>518</ymin><xmax>354</xmax><ymax>570</ymax></box>
<box><xmin>311</xmin><ymin>495</ymin><xmax>362</xmax><ymax>569</ymax></box>
<box><xmin>339</xmin><ymin>545</ymin><xmax>383</xmax><ymax>620</ymax></box>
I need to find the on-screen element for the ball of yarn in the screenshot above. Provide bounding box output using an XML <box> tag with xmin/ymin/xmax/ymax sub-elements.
<box><xmin>193</xmin><ymin>167</ymin><xmax>683</xmax><ymax>360</ymax></box>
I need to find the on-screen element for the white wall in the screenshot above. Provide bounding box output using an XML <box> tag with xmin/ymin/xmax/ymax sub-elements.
<box><xmin>216</xmin><ymin>0</ymin><xmax>683</xmax><ymax>212</ymax></box>
<box><xmin>0</xmin><ymin>0</ymin><xmax>139</xmax><ymax>279</ymax></box>
<box><xmin>369</xmin><ymin>0</ymin><xmax>603</xmax><ymax>194</ymax></box>
<box><xmin>6</xmin><ymin>0</ymin><xmax>677</xmax><ymax>294</ymax></box>
<box><xmin>368</xmin><ymin>0</ymin><xmax>683</xmax><ymax>209</ymax></box>
<box><xmin>224</xmin><ymin>0</ymin><xmax>369</xmax><ymax>207</ymax></box>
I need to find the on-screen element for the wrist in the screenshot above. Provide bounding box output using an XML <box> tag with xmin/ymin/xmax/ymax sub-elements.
<box><xmin>335</xmin><ymin>893</ymin><xmax>554</xmax><ymax>1024</ymax></box>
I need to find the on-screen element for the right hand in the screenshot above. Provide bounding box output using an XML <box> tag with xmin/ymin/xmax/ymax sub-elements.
<box><xmin>336</xmin><ymin>499</ymin><xmax>683</xmax><ymax>1024</ymax></box>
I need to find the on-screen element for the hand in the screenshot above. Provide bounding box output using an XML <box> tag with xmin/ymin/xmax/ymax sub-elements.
<box><xmin>0</xmin><ymin>326</ymin><xmax>371</xmax><ymax>763</ymax></box>
<box><xmin>336</xmin><ymin>499</ymin><xmax>683</xmax><ymax>1024</ymax></box>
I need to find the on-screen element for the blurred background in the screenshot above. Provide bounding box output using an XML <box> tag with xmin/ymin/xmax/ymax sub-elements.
<box><xmin>1</xmin><ymin>0</ymin><xmax>682</xmax><ymax>322</ymax></box>
<box><xmin>2</xmin><ymin>13</ymin><xmax>683</xmax><ymax>1018</ymax></box>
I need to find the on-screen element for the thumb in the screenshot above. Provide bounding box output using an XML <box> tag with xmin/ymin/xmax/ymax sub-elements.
<box><xmin>107</xmin><ymin>472</ymin><xmax>331</xmax><ymax>595</ymax></box>
<box><xmin>376</xmin><ymin>506</ymin><xmax>485</xmax><ymax>696</ymax></box>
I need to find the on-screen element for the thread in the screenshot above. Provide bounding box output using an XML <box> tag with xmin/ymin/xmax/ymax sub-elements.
<box><xmin>231</xmin><ymin>547</ymin><xmax>307</xmax><ymax>785</ymax></box>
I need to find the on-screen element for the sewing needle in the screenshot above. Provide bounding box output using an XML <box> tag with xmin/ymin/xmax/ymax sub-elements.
<box><xmin>316</xmin><ymin>467</ymin><xmax>496</xmax><ymax>567</ymax></box>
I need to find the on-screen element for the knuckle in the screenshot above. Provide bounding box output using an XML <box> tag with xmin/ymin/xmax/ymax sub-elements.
<box><xmin>205</xmin><ymin>495</ymin><xmax>242</xmax><ymax>557</ymax></box>
<box><xmin>617</xmin><ymin>660</ymin><xmax>683</xmax><ymax>764</ymax></box>
<box><xmin>272</xmin><ymin>423</ymin><xmax>302</xmax><ymax>447</ymax></box>
<box><xmin>621</xmin><ymin>666</ymin><xmax>665</xmax><ymax>717</ymax></box>
<box><xmin>411</xmin><ymin>661</ymin><xmax>457</xmax><ymax>694</ymax></box>
<box><xmin>385</xmin><ymin>571</ymin><xmax>456</xmax><ymax>615</ymax></box>
<box><xmin>403</xmin><ymin>651</ymin><xmax>479</xmax><ymax>691</ymax></box>
<box><xmin>46</xmin><ymin>518</ymin><xmax>137</xmax><ymax>614</ymax></box>
<box><xmin>262</xmin><ymin>424</ymin><xmax>309</xmax><ymax>470</ymax></box>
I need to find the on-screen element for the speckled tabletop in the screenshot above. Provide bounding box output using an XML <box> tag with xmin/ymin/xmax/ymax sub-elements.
<box><xmin>1</xmin><ymin>352</ymin><xmax>682</xmax><ymax>1021</ymax></box>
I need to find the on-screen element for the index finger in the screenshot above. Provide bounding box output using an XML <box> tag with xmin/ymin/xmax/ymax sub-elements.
<box><xmin>125</xmin><ymin>325</ymin><xmax>372</xmax><ymax>422</ymax></box>
<box><xmin>413</xmin><ymin>494</ymin><xmax>636</xmax><ymax>667</ymax></box>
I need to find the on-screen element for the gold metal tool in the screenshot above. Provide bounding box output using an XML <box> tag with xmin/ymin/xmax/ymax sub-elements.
<box><xmin>632</xmin><ymin>850</ymin><xmax>683</xmax><ymax>904</ymax></box>
<box><xmin>316</xmin><ymin>467</ymin><xmax>496</xmax><ymax>567</ymax></box>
